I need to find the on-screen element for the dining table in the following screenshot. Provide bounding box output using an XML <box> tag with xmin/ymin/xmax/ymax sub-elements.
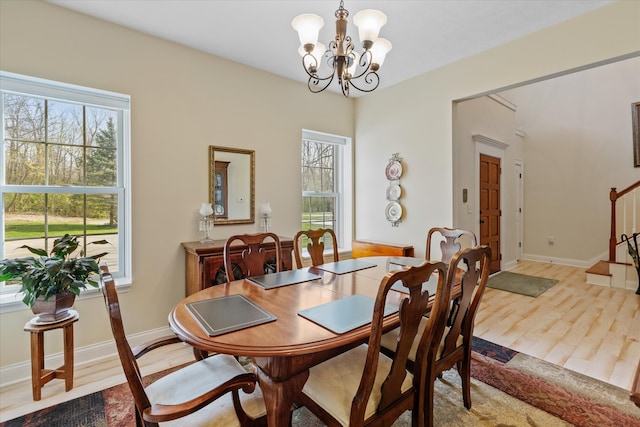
<box><xmin>168</xmin><ymin>256</ymin><xmax>444</xmax><ymax>427</ymax></box>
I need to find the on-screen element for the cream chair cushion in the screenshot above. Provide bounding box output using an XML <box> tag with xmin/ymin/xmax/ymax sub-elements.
<box><xmin>381</xmin><ymin>319</ymin><xmax>463</xmax><ymax>362</ymax></box>
<box><xmin>301</xmin><ymin>344</ymin><xmax>413</xmax><ymax>426</ymax></box>
<box><xmin>145</xmin><ymin>354</ymin><xmax>266</xmax><ymax>427</ymax></box>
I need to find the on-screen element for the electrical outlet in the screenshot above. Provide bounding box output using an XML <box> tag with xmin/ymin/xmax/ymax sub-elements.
<box><xmin>547</xmin><ymin>236</ymin><xmax>554</xmax><ymax>245</ymax></box>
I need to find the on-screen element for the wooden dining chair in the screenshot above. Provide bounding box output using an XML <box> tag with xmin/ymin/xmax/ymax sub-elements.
<box><xmin>426</xmin><ymin>227</ymin><xmax>477</xmax><ymax>265</ymax></box>
<box><xmin>293</xmin><ymin>228</ymin><xmax>339</xmax><ymax>268</ymax></box>
<box><xmin>381</xmin><ymin>246</ymin><xmax>491</xmax><ymax>426</ymax></box>
<box><xmin>296</xmin><ymin>260</ymin><xmax>451</xmax><ymax>427</ymax></box>
<box><xmin>223</xmin><ymin>233</ymin><xmax>282</xmax><ymax>282</ymax></box>
<box><xmin>98</xmin><ymin>264</ymin><xmax>267</xmax><ymax>426</ymax></box>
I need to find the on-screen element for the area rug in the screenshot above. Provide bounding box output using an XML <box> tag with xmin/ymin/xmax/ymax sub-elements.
<box><xmin>487</xmin><ymin>271</ymin><xmax>558</xmax><ymax>297</ymax></box>
<box><xmin>2</xmin><ymin>338</ymin><xmax>639</xmax><ymax>427</ymax></box>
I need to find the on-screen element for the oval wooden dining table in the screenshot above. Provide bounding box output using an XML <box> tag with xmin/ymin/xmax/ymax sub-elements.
<box><xmin>168</xmin><ymin>256</ymin><xmax>433</xmax><ymax>427</ymax></box>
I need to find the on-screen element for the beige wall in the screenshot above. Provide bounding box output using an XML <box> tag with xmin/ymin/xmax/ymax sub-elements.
<box><xmin>451</xmin><ymin>57</ymin><xmax>640</xmax><ymax>269</ymax></box>
<box><xmin>502</xmin><ymin>57</ymin><xmax>640</xmax><ymax>265</ymax></box>
<box><xmin>1</xmin><ymin>0</ymin><xmax>639</xmax><ymax>374</ymax></box>
<box><xmin>354</xmin><ymin>1</ymin><xmax>640</xmax><ymax>261</ymax></box>
<box><xmin>0</xmin><ymin>0</ymin><xmax>354</xmax><ymax>368</ymax></box>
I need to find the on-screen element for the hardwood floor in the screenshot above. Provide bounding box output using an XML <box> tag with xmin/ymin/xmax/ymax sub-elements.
<box><xmin>474</xmin><ymin>260</ymin><xmax>640</xmax><ymax>390</ymax></box>
<box><xmin>1</xmin><ymin>260</ymin><xmax>638</xmax><ymax>422</ymax></box>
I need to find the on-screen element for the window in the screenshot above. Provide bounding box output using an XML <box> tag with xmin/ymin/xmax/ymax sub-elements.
<box><xmin>301</xmin><ymin>130</ymin><xmax>352</xmax><ymax>252</ymax></box>
<box><xmin>0</xmin><ymin>71</ymin><xmax>131</xmax><ymax>307</ymax></box>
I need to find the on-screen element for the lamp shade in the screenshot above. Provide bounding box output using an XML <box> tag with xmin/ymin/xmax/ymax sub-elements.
<box><xmin>292</xmin><ymin>14</ymin><xmax>324</xmax><ymax>47</ymax></box>
<box><xmin>370</xmin><ymin>38</ymin><xmax>392</xmax><ymax>67</ymax></box>
<box><xmin>353</xmin><ymin>9</ymin><xmax>387</xmax><ymax>44</ymax></box>
<box><xmin>260</xmin><ymin>202</ymin><xmax>272</xmax><ymax>216</ymax></box>
<box><xmin>199</xmin><ymin>202</ymin><xmax>213</xmax><ymax>217</ymax></box>
<box><xmin>298</xmin><ymin>43</ymin><xmax>326</xmax><ymax>70</ymax></box>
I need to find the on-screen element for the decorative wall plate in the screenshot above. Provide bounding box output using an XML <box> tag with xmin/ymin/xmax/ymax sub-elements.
<box><xmin>386</xmin><ymin>184</ymin><xmax>402</xmax><ymax>201</ymax></box>
<box><xmin>385</xmin><ymin>160</ymin><xmax>403</xmax><ymax>180</ymax></box>
<box><xmin>385</xmin><ymin>202</ymin><xmax>403</xmax><ymax>222</ymax></box>
<box><xmin>215</xmin><ymin>204</ymin><xmax>225</xmax><ymax>215</ymax></box>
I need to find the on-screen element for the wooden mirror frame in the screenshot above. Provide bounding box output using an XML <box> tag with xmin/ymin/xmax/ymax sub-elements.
<box><xmin>209</xmin><ymin>146</ymin><xmax>255</xmax><ymax>225</ymax></box>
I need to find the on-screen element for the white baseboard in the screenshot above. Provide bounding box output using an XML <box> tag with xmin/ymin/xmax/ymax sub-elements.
<box><xmin>521</xmin><ymin>253</ymin><xmax>597</xmax><ymax>269</ymax></box>
<box><xmin>502</xmin><ymin>259</ymin><xmax>518</xmax><ymax>271</ymax></box>
<box><xmin>0</xmin><ymin>326</ymin><xmax>173</xmax><ymax>388</ymax></box>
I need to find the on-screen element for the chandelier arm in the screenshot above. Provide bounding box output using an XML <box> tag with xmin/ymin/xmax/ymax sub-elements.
<box><xmin>307</xmin><ymin>58</ymin><xmax>337</xmax><ymax>93</ymax></box>
<box><xmin>349</xmin><ymin>49</ymin><xmax>374</xmax><ymax>81</ymax></box>
<box><xmin>300</xmin><ymin>53</ymin><xmax>318</xmax><ymax>77</ymax></box>
<box><xmin>308</xmin><ymin>73</ymin><xmax>335</xmax><ymax>93</ymax></box>
<box><xmin>347</xmin><ymin>70</ymin><xmax>380</xmax><ymax>93</ymax></box>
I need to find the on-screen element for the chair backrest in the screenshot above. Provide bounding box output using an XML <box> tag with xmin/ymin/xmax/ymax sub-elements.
<box><xmin>293</xmin><ymin>228</ymin><xmax>338</xmax><ymax>268</ymax></box>
<box><xmin>99</xmin><ymin>264</ymin><xmax>152</xmax><ymax>417</ymax></box>
<box><xmin>350</xmin><ymin>260</ymin><xmax>450</xmax><ymax>425</ymax></box>
<box><xmin>426</xmin><ymin>227</ymin><xmax>478</xmax><ymax>265</ymax></box>
<box><xmin>440</xmin><ymin>245</ymin><xmax>491</xmax><ymax>359</ymax></box>
<box><xmin>223</xmin><ymin>233</ymin><xmax>282</xmax><ymax>282</ymax></box>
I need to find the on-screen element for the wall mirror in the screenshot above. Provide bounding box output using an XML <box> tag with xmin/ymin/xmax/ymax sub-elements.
<box><xmin>209</xmin><ymin>146</ymin><xmax>255</xmax><ymax>225</ymax></box>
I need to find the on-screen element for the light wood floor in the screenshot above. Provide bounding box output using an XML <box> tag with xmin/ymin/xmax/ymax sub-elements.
<box><xmin>1</xmin><ymin>260</ymin><xmax>638</xmax><ymax>422</ymax></box>
<box><xmin>475</xmin><ymin>260</ymin><xmax>640</xmax><ymax>390</ymax></box>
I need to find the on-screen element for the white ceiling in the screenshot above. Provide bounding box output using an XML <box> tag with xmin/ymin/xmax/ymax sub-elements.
<box><xmin>48</xmin><ymin>0</ymin><xmax>614</xmax><ymax>97</ymax></box>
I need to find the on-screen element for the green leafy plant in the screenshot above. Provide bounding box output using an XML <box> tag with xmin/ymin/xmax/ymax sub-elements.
<box><xmin>0</xmin><ymin>234</ymin><xmax>109</xmax><ymax>307</ymax></box>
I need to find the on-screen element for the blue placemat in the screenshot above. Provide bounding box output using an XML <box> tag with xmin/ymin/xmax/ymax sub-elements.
<box><xmin>248</xmin><ymin>270</ymin><xmax>321</xmax><ymax>289</ymax></box>
<box><xmin>391</xmin><ymin>273</ymin><xmax>441</xmax><ymax>294</ymax></box>
<box><xmin>388</xmin><ymin>256</ymin><xmax>427</xmax><ymax>267</ymax></box>
<box><xmin>298</xmin><ymin>294</ymin><xmax>398</xmax><ymax>334</ymax></box>
<box><xmin>314</xmin><ymin>259</ymin><xmax>377</xmax><ymax>274</ymax></box>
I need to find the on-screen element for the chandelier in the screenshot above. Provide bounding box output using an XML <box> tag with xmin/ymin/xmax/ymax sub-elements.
<box><xmin>292</xmin><ymin>0</ymin><xmax>392</xmax><ymax>98</ymax></box>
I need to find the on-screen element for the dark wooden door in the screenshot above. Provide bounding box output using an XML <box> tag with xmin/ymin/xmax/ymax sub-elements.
<box><xmin>479</xmin><ymin>154</ymin><xmax>501</xmax><ymax>274</ymax></box>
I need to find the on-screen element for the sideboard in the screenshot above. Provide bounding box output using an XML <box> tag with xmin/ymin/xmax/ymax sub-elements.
<box><xmin>182</xmin><ymin>237</ymin><xmax>294</xmax><ymax>296</ymax></box>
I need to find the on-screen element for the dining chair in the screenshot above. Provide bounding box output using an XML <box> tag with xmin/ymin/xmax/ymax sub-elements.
<box><xmin>381</xmin><ymin>246</ymin><xmax>491</xmax><ymax>426</ymax></box>
<box><xmin>426</xmin><ymin>227</ymin><xmax>477</xmax><ymax>265</ymax></box>
<box><xmin>223</xmin><ymin>233</ymin><xmax>282</xmax><ymax>282</ymax></box>
<box><xmin>296</xmin><ymin>260</ymin><xmax>451</xmax><ymax>427</ymax></box>
<box><xmin>98</xmin><ymin>264</ymin><xmax>267</xmax><ymax>426</ymax></box>
<box><xmin>293</xmin><ymin>228</ymin><xmax>339</xmax><ymax>268</ymax></box>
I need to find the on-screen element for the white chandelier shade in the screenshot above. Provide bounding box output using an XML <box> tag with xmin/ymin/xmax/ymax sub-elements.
<box><xmin>298</xmin><ymin>43</ymin><xmax>327</xmax><ymax>71</ymax></box>
<box><xmin>352</xmin><ymin>9</ymin><xmax>387</xmax><ymax>44</ymax></box>
<box><xmin>369</xmin><ymin>38</ymin><xmax>392</xmax><ymax>67</ymax></box>
<box><xmin>291</xmin><ymin>14</ymin><xmax>324</xmax><ymax>47</ymax></box>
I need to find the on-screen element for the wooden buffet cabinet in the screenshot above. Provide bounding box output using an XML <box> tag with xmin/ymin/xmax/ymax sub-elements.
<box><xmin>182</xmin><ymin>237</ymin><xmax>294</xmax><ymax>296</ymax></box>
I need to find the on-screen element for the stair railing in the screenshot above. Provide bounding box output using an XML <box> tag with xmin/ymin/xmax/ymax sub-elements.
<box><xmin>610</xmin><ymin>179</ymin><xmax>640</xmax><ymax>262</ymax></box>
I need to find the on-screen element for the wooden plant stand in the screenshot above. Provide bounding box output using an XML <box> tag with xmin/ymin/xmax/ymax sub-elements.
<box><xmin>23</xmin><ymin>311</ymin><xmax>79</xmax><ymax>401</ymax></box>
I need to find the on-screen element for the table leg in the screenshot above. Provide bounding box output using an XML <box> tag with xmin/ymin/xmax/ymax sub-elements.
<box><xmin>30</xmin><ymin>332</ymin><xmax>43</xmax><ymax>401</ymax></box>
<box><xmin>63</xmin><ymin>323</ymin><xmax>74</xmax><ymax>391</ymax></box>
<box><xmin>256</xmin><ymin>367</ymin><xmax>309</xmax><ymax>427</ymax></box>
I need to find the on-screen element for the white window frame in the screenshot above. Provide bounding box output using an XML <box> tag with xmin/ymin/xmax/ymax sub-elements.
<box><xmin>301</xmin><ymin>129</ymin><xmax>353</xmax><ymax>252</ymax></box>
<box><xmin>0</xmin><ymin>71</ymin><xmax>132</xmax><ymax>312</ymax></box>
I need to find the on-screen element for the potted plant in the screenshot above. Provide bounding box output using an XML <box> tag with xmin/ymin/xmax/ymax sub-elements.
<box><xmin>0</xmin><ymin>234</ymin><xmax>109</xmax><ymax>321</ymax></box>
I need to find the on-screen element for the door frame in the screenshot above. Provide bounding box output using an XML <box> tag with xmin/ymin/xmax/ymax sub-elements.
<box><xmin>515</xmin><ymin>160</ymin><xmax>524</xmax><ymax>261</ymax></box>
<box><xmin>473</xmin><ymin>134</ymin><xmax>509</xmax><ymax>272</ymax></box>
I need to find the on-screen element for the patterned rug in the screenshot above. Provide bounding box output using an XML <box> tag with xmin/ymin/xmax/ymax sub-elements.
<box><xmin>487</xmin><ymin>271</ymin><xmax>559</xmax><ymax>297</ymax></box>
<box><xmin>2</xmin><ymin>338</ymin><xmax>639</xmax><ymax>426</ymax></box>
